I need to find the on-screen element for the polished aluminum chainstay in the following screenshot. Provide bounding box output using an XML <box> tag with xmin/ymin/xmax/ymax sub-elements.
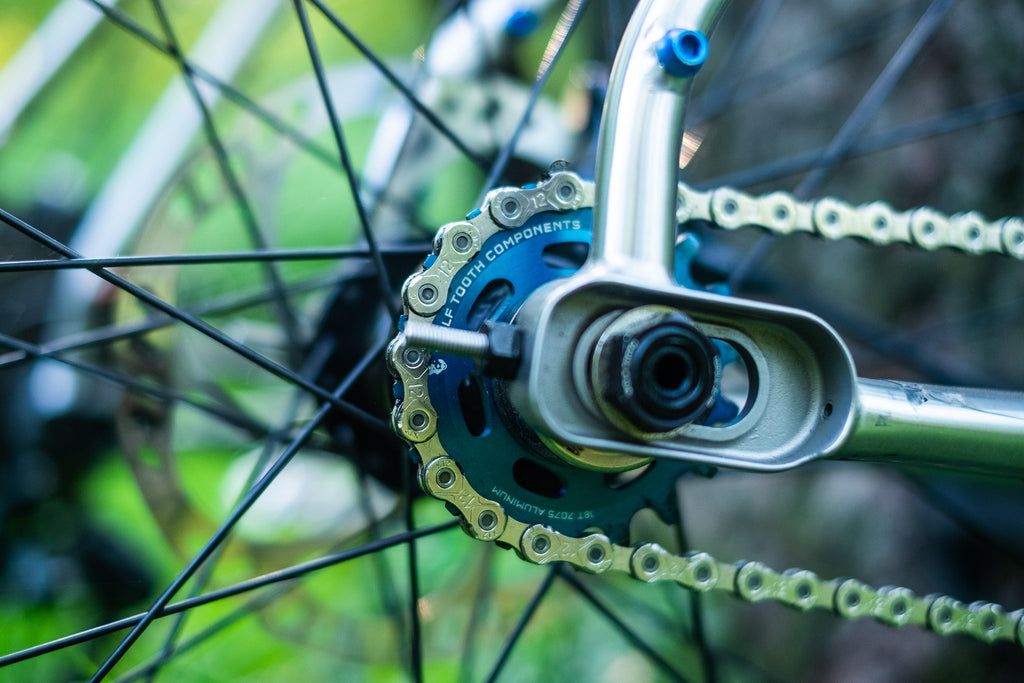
<box><xmin>388</xmin><ymin>171</ymin><xmax>1024</xmax><ymax>648</ymax></box>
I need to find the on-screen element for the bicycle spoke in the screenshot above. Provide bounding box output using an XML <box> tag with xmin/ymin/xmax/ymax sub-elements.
<box><xmin>556</xmin><ymin>567</ymin><xmax>692</xmax><ymax>683</ymax></box>
<box><xmin>113</xmin><ymin>585</ymin><xmax>289</xmax><ymax>683</ymax></box>
<box><xmin>0</xmin><ymin>207</ymin><xmax>390</xmax><ymax>434</ymax></box>
<box><xmin>139</xmin><ymin>555</ymin><xmax>221</xmax><ymax>683</ymax></box>
<box><xmin>675</xmin><ymin>516</ymin><xmax>715</xmax><ymax>683</ymax></box>
<box><xmin>83</xmin><ymin>0</ymin><xmax>456</xmax><ymax>238</ymax></box>
<box><xmin>89</xmin><ymin>338</ymin><xmax>387</xmax><ymax>680</ymax></box>
<box><xmin>81</xmin><ymin>0</ymin><xmax>340</xmax><ymax>172</ymax></box>
<box><xmin>140</xmin><ymin>381</ymin><xmax>313</xmax><ymax>683</ymax></box>
<box><xmin>458</xmin><ymin>545</ymin><xmax>496</xmax><ymax>683</ymax></box>
<box><xmin>691</xmin><ymin>0</ymin><xmax>783</xmax><ymax>124</ymax></box>
<box><xmin>692</xmin><ymin>231</ymin><xmax>1011</xmax><ymax>388</ymax></box>
<box><xmin>476</xmin><ymin>0</ymin><xmax>590</xmax><ymax>203</ymax></box>
<box><xmin>482</xmin><ymin>565</ymin><xmax>558</xmax><ymax>683</ymax></box>
<box><xmin>403</xmin><ymin>459</ymin><xmax>423</xmax><ymax>683</ymax></box>
<box><xmin>724</xmin><ymin>251</ymin><xmax>1003</xmax><ymax>387</ymax></box>
<box><xmin>904</xmin><ymin>474</ymin><xmax>1024</xmax><ymax>571</ymax></box>
<box><xmin>883</xmin><ymin>291</ymin><xmax>1024</xmax><ymax>351</ymax></box>
<box><xmin>697</xmin><ymin>91</ymin><xmax>1024</xmax><ymax>190</ymax></box>
<box><xmin>149</xmin><ymin>0</ymin><xmax>305</xmax><ymax>360</ymax></box>
<box><xmin>692</xmin><ymin>0</ymin><xmax>925</xmax><ymax>124</ymax></box>
<box><xmin>129</xmin><ymin>459</ymin><xmax>411</xmax><ymax>683</ymax></box>
<box><xmin>0</xmin><ymin>521</ymin><xmax>458</xmax><ymax>668</ymax></box>
<box><xmin>796</xmin><ymin>0</ymin><xmax>958</xmax><ymax>198</ymax></box>
<box><xmin>5</xmin><ymin>0</ymin><xmax>1022</xmax><ymax>678</ymax></box>
<box><xmin>599</xmin><ymin>0</ymin><xmax>626</xmax><ymax>63</ymax></box>
<box><xmin>0</xmin><ymin>271</ymin><xmax>347</xmax><ymax>371</ymax></box>
<box><xmin>0</xmin><ymin>332</ymin><xmax>270</xmax><ymax>437</ymax></box>
<box><xmin>292</xmin><ymin>0</ymin><xmax>399</xmax><ymax>321</ymax></box>
<box><xmin>0</xmin><ymin>243</ymin><xmax>430</xmax><ymax>272</ymax></box>
<box><xmin>728</xmin><ymin>0</ymin><xmax>959</xmax><ymax>290</ymax></box>
<box><xmin>357</xmin><ymin>468</ymin><xmax>411</xmax><ymax>675</ymax></box>
<box><xmin>306</xmin><ymin>0</ymin><xmax>489</xmax><ymax>171</ymax></box>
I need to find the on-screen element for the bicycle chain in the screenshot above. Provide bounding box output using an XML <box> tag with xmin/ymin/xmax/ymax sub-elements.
<box><xmin>387</xmin><ymin>172</ymin><xmax>1024</xmax><ymax>648</ymax></box>
<box><xmin>676</xmin><ymin>183</ymin><xmax>1024</xmax><ymax>258</ymax></box>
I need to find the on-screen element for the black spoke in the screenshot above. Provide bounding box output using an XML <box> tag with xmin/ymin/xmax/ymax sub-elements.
<box><xmin>139</xmin><ymin>556</ymin><xmax>221</xmax><ymax>683</ymax></box>
<box><xmin>0</xmin><ymin>272</ymin><xmax>345</xmax><ymax>372</ymax></box>
<box><xmin>357</xmin><ymin>468</ymin><xmax>410</xmax><ymax>674</ymax></box>
<box><xmin>0</xmin><ymin>243</ymin><xmax>430</xmax><ymax>272</ymax></box>
<box><xmin>113</xmin><ymin>585</ymin><xmax>289</xmax><ymax>683</ymax></box>
<box><xmin>797</xmin><ymin>0</ymin><xmax>958</xmax><ymax>198</ymax></box>
<box><xmin>306</xmin><ymin>0</ymin><xmax>488</xmax><ymax>171</ymax></box>
<box><xmin>83</xmin><ymin>0</ymin><xmax>455</xmax><ymax>235</ymax></box>
<box><xmin>692</xmin><ymin>0</ymin><xmax>925</xmax><ymax>124</ymax></box>
<box><xmin>904</xmin><ymin>474</ymin><xmax>1024</xmax><ymax>571</ymax></box>
<box><xmin>81</xmin><ymin>0</ymin><xmax>340</xmax><ymax>172</ymax></box>
<box><xmin>0</xmin><ymin>331</ymin><xmax>269</xmax><ymax>437</ymax></box>
<box><xmin>696</xmin><ymin>240</ymin><xmax>1002</xmax><ymax>387</ymax></box>
<box><xmin>459</xmin><ymin>546</ymin><xmax>495</xmax><ymax>683</ymax></box>
<box><xmin>727</xmin><ymin>0</ymin><xmax>959</xmax><ymax>291</ymax></box>
<box><xmin>557</xmin><ymin>566</ymin><xmax>692</xmax><ymax>683</ymax></box>
<box><xmin>0</xmin><ymin>206</ymin><xmax>390</xmax><ymax>435</ymax></box>
<box><xmin>675</xmin><ymin>520</ymin><xmax>715</xmax><ymax>683</ymax></box>
<box><xmin>403</xmin><ymin>458</ymin><xmax>423</xmax><ymax>683</ymax></box>
<box><xmin>140</xmin><ymin>382</ymin><xmax>312</xmax><ymax>683</ymax></box>
<box><xmin>5</xmin><ymin>0</ymin><xmax>1020</xmax><ymax>678</ymax></box>
<box><xmin>292</xmin><ymin>0</ymin><xmax>400</xmax><ymax>320</ymax></box>
<box><xmin>476</xmin><ymin>0</ymin><xmax>590</xmax><ymax>204</ymax></box>
<box><xmin>89</xmin><ymin>339</ymin><xmax>387</xmax><ymax>680</ymax></box>
<box><xmin>0</xmin><ymin>521</ymin><xmax>458</xmax><ymax>668</ymax></box>
<box><xmin>483</xmin><ymin>565</ymin><xmax>558</xmax><ymax>683</ymax></box>
<box><xmin>691</xmin><ymin>0</ymin><xmax>783</xmax><ymax>124</ymax></box>
<box><xmin>149</xmin><ymin>0</ymin><xmax>304</xmax><ymax>359</ymax></box>
<box><xmin>697</xmin><ymin>91</ymin><xmax>1024</xmax><ymax>191</ymax></box>
<box><xmin>883</xmin><ymin>291</ymin><xmax>1024</xmax><ymax>351</ymax></box>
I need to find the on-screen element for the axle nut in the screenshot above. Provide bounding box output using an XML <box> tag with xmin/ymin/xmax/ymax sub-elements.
<box><xmin>589</xmin><ymin>306</ymin><xmax>720</xmax><ymax>436</ymax></box>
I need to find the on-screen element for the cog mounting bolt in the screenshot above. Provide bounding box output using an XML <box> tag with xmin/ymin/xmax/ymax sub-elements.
<box><xmin>656</xmin><ymin>29</ymin><xmax>709</xmax><ymax>78</ymax></box>
<box><xmin>404</xmin><ymin>320</ymin><xmax>522</xmax><ymax>379</ymax></box>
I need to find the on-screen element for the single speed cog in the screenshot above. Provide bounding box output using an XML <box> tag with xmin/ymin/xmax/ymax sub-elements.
<box><xmin>390</xmin><ymin>171</ymin><xmax>710</xmax><ymax>544</ymax></box>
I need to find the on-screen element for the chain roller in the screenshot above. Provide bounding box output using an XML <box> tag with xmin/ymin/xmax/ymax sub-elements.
<box><xmin>679</xmin><ymin>183</ymin><xmax>1024</xmax><ymax>258</ymax></box>
<box><xmin>389</xmin><ymin>171</ymin><xmax>1024</xmax><ymax>649</ymax></box>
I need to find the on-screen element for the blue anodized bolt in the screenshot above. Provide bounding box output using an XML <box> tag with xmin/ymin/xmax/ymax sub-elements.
<box><xmin>656</xmin><ymin>28</ymin><xmax>709</xmax><ymax>78</ymax></box>
<box><xmin>505</xmin><ymin>9</ymin><xmax>540</xmax><ymax>38</ymax></box>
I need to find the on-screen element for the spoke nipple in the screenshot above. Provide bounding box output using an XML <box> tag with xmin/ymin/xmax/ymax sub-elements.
<box><xmin>656</xmin><ymin>29</ymin><xmax>709</xmax><ymax>78</ymax></box>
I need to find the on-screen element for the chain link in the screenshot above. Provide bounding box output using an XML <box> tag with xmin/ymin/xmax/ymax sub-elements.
<box><xmin>389</xmin><ymin>173</ymin><xmax>1024</xmax><ymax>648</ymax></box>
<box><xmin>677</xmin><ymin>183</ymin><xmax>1024</xmax><ymax>258</ymax></box>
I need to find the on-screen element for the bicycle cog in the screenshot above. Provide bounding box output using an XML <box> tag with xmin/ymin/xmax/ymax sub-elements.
<box><xmin>389</xmin><ymin>170</ymin><xmax>723</xmax><ymax>544</ymax></box>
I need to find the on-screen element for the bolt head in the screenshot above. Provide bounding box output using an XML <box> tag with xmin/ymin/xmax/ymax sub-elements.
<box><xmin>478</xmin><ymin>321</ymin><xmax>522</xmax><ymax>379</ymax></box>
<box><xmin>656</xmin><ymin>29</ymin><xmax>709</xmax><ymax>78</ymax></box>
<box><xmin>505</xmin><ymin>9</ymin><xmax>539</xmax><ymax>38</ymax></box>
